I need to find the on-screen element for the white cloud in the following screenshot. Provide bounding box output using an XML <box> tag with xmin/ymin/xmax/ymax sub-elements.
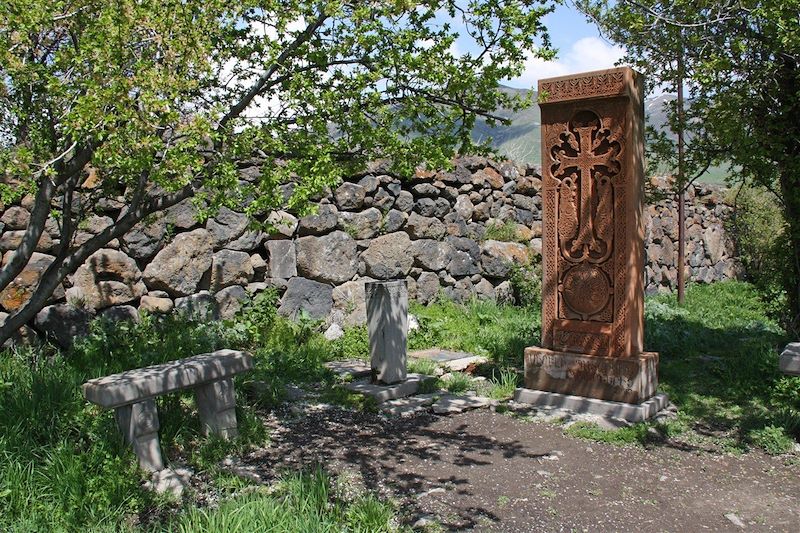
<box><xmin>507</xmin><ymin>36</ymin><xmax>626</xmax><ymax>89</ymax></box>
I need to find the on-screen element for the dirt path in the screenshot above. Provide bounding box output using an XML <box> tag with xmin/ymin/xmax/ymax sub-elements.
<box><xmin>240</xmin><ymin>406</ymin><xmax>800</xmax><ymax>532</ymax></box>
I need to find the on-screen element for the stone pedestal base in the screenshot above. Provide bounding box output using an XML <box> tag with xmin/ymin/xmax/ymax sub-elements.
<box><xmin>524</xmin><ymin>347</ymin><xmax>658</xmax><ymax>404</ymax></box>
<box><xmin>513</xmin><ymin>388</ymin><xmax>669</xmax><ymax>423</ymax></box>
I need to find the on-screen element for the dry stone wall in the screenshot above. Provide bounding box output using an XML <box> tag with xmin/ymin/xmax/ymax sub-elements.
<box><xmin>0</xmin><ymin>157</ymin><xmax>738</xmax><ymax>346</ymax></box>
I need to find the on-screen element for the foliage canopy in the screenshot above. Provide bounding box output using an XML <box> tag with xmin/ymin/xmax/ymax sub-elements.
<box><xmin>0</xmin><ymin>0</ymin><xmax>555</xmax><ymax>343</ymax></box>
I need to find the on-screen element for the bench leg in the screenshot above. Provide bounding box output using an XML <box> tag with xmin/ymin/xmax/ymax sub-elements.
<box><xmin>195</xmin><ymin>378</ymin><xmax>238</xmax><ymax>439</ymax></box>
<box><xmin>114</xmin><ymin>399</ymin><xmax>164</xmax><ymax>472</ymax></box>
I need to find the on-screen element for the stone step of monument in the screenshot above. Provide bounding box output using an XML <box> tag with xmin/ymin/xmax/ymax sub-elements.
<box><xmin>431</xmin><ymin>394</ymin><xmax>493</xmax><ymax>415</ymax></box>
<box><xmin>379</xmin><ymin>393</ymin><xmax>440</xmax><ymax>417</ymax></box>
<box><xmin>408</xmin><ymin>348</ymin><xmax>488</xmax><ymax>372</ymax></box>
<box><xmin>324</xmin><ymin>359</ymin><xmax>371</xmax><ymax>380</ymax></box>
<box><xmin>378</xmin><ymin>391</ymin><xmax>495</xmax><ymax>417</ymax></box>
<box><xmin>344</xmin><ymin>373</ymin><xmax>436</xmax><ymax>403</ymax></box>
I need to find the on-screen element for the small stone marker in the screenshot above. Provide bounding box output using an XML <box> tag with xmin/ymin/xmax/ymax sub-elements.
<box><xmin>518</xmin><ymin>67</ymin><xmax>664</xmax><ymax>416</ymax></box>
<box><xmin>365</xmin><ymin>280</ymin><xmax>408</xmax><ymax>384</ymax></box>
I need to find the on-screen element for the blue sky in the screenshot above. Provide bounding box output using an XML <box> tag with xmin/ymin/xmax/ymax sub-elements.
<box><xmin>450</xmin><ymin>2</ymin><xmax>626</xmax><ymax>90</ymax></box>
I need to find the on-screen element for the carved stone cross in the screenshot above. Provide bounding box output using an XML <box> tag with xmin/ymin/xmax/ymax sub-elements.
<box><xmin>519</xmin><ymin>67</ymin><xmax>662</xmax><ymax>409</ymax></box>
<box><xmin>554</xmin><ymin>121</ymin><xmax>619</xmax><ymax>259</ymax></box>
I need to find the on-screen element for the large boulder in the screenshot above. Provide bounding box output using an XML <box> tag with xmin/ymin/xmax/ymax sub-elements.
<box><xmin>416</xmin><ymin>271</ymin><xmax>440</xmax><ymax>304</ymax></box>
<box><xmin>164</xmin><ymin>198</ymin><xmax>201</xmax><ymax>230</ymax></box>
<box><xmin>296</xmin><ymin>231</ymin><xmax>358</xmax><ymax>284</ymax></box>
<box><xmin>66</xmin><ymin>249</ymin><xmax>146</xmax><ymax>310</ymax></box>
<box><xmin>139</xmin><ymin>295</ymin><xmax>174</xmax><ymax>314</ymax></box>
<box><xmin>278</xmin><ymin>277</ymin><xmax>333</xmax><ymax>319</ymax></box>
<box><xmin>405</xmin><ymin>212</ymin><xmax>446</xmax><ymax>240</ymax></box>
<box><xmin>210</xmin><ymin>249</ymin><xmax>254</xmax><ymax>292</ymax></box>
<box><xmin>337</xmin><ymin>208</ymin><xmax>382</xmax><ymax>239</ymax></box>
<box><xmin>411</xmin><ymin>240</ymin><xmax>454</xmax><ymax>271</ymax></box>
<box><xmin>71</xmin><ymin>215</ymin><xmax>116</xmax><ymax>248</ymax></box>
<box><xmin>331</xmin><ymin>277</ymin><xmax>375</xmax><ymax>326</ymax></box>
<box><xmin>298</xmin><ymin>204</ymin><xmax>338</xmax><ymax>235</ymax></box>
<box><xmin>266</xmin><ymin>210</ymin><xmax>299</xmax><ymax>238</ymax></box>
<box><xmin>448</xmin><ymin>250</ymin><xmax>480</xmax><ymax>277</ymax></box>
<box><xmin>143</xmin><ymin>229</ymin><xmax>214</xmax><ymax>297</ymax></box>
<box><xmin>703</xmin><ymin>225</ymin><xmax>726</xmax><ymax>264</ymax></box>
<box><xmin>361</xmin><ymin>232</ymin><xmax>413</xmax><ymax>279</ymax></box>
<box><xmin>266</xmin><ymin>240</ymin><xmax>297</xmax><ymax>279</ymax></box>
<box><xmin>334</xmin><ymin>182</ymin><xmax>366</xmax><ymax>210</ymax></box>
<box><xmin>0</xmin><ymin>252</ymin><xmax>64</xmax><ymax>312</ymax></box>
<box><xmin>206</xmin><ymin>207</ymin><xmax>248</xmax><ymax>249</ymax></box>
<box><xmin>0</xmin><ymin>230</ymin><xmax>56</xmax><ymax>254</ymax></box>
<box><xmin>480</xmin><ymin>240</ymin><xmax>530</xmax><ymax>278</ymax></box>
<box><xmin>34</xmin><ymin>304</ymin><xmax>91</xmax><ymax>348</ymax></box>
<box><xmin>0</xmin><ymin>206</ymin><xmax>30</xmax><ymax>229</ymax></box>
<box><xmin>121</xmin><ymin>215</ymin><xmax>166</xmax><ymax>260</ymax></box>
<box><xmin>0</xmin><ymin>311</ymin><xmax>38</xmax><ymax>347</ymax></box>
<box><xmin>174</xmin><ymin>291</ymin><xmax>219</xmax><ymax>321</ymax></box>
<box><xmin>393</xmin><ymin>190</ymin><xmax>414</xmax><ymax>213</ymax></box>
<box><xmin>215</xmin><ymin>285</ymin><xmax>249</xmax><ymax>320</ymax></box>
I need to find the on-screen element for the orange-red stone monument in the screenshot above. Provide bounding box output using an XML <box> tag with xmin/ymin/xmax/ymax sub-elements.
<box><xmin>516</xmin><ymin>67</ymin><xmax>665</xmax><ymax>417</ymax></box>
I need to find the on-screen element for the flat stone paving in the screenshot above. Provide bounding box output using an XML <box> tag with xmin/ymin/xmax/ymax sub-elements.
<box><xmin>409</xmin><ymin>348</ymin><xmax>488</xmax><ymax>371</ymax></box>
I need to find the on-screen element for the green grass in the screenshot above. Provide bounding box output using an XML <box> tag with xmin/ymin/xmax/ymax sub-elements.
<box><xmin>645</xmin><ymin>281</ymin><xmax>796</xmax><ymax>452</ymax></box>
<box><xmin>409</xmin><ymin>298</ymin><xmax>539</xmax><ymax>368</ymax></box>
<box><xmin>441</xmin><ymin>372</ymin><xmax>474</xmax><ymax>394</ymax></box>
<box><xmin>160</xmin><ymin>468</ymin><xmax>399</xmax><ymax>533</ymax></box>
<box><xmin>2</xmin><ymin>280</ymin><xmax>798</xmax><ymax>530</ymax></box>
<box><xmin>483</xmin><ymin>219</ymin><xmax>527</xmax><ymax>243</ymax></box>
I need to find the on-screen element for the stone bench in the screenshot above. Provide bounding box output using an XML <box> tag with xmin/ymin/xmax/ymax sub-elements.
<box><xmin>780</xmin><ymin>343</ymin><xmax>800</xmax><ymax>376</ymax></box>
<box><xmin>82</xmin><ymin>349</ymin><xmax>253</xmax><ymax>471</ymax></box>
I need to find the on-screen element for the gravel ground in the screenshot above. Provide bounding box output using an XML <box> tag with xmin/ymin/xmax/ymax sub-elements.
<box><xmin>236</xmin><ymin>404</ymin><xmax>800</xmax><ymax>532</ymax></box>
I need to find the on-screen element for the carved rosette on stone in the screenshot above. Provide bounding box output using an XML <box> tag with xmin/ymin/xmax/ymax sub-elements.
<box><xmin>523</xmin><ymin>67</ymin><xmax>660</xmax><ymax>405</ymax></box>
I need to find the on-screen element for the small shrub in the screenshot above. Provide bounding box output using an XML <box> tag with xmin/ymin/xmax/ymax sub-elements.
<box><xmin>564</xmin><ymin>421</ymin><xmax>651</xmax><ymax>446</ymax></box>
<box><xmin>509</xmin><ymin>257</ymin><xmax>542</xmax><ymax>308</ymax></box>
<box><xmin>330</xmin><ymin>326</ymin><xmax>370</xmax><ymax>360</ymax></box>
<box><xmin>408</xmin><ymin>357</ymin><xmax>439</xmax><ymax>376</ymax></box>
<box><xmin>748</xmin><ymin>425</ymin><xmax>794</xmax><ymax>455</ymax></box>
<box><xmin>487</xmin><ymin>368</ymin><xmax>520</xmax><ymax>400</ymax></box>
<box><xmin>726</xmin><ymin>185</ymin><xmax>792</xmax><ymax>324</ymax></box>
<box><xmin>484</xmin><ymin>219</ymin><xmax>525</xmax><ymax>243</ymax></box>
<box><xmin>441</xmin><ymin>372</ymin><xmax>473</xmax><ymax>394</ymax></box>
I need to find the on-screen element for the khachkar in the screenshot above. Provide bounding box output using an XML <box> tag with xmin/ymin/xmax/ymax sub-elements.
<box><xmin>516</xmin><ymin>67</ymin><xmax>666</xmax><ymax>420</ymax></box>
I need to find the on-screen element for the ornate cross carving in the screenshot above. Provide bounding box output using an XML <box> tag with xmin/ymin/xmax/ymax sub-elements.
<box><xmin>552</xmin><ymin>112</ymin><xmax>620</xmax><ymax>263</ymax></box>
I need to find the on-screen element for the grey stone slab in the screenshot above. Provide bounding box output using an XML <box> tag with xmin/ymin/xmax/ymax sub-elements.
<box><xmin>513</xmin><ymin>388</ymin><xmax>669</xmax><ymax>423</ymax></box>
<box><xmin>345</xmin><ymin>373</ymin><xmax>434</xmax><ymax>403</ymax></box>
<box><xmin>780</xmin><ymin>343</ymin><xmax>800</xmax><ymax>375</ymax></box>
<box><xmin>410</xmin><ymin>348</ymin><xmax>476</xmax><ymax>363</ymax></box>
<box><xmin>432</xmin><ymin>394</ymin><xmax>491</xmax><ymax>414</ymax></box>
<box><xmin>324</xmin><ymin>359</ymin><xmax>372</xmax><ymax>379</ymax></box>
<box><xmin>366</xmin><ymin>280</ymin><xmax>408</xmax><ymax>384</ymax></box>
<box><xmin>409</xmin><ymin>348</ymin><xmax>487</xmax><ymax>371</ymax></box>
<box><xmin>380</xmin><ymin>395</ymin><xmax>437</xmax><ymax>417</ymax></box>
<box><xmin>83</xmin><ymin>350</ymin><xmax>253</xmax><ymax>408</ymax></box>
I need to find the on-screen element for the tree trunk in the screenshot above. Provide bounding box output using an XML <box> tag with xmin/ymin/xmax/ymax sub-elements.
<box><xmin>0</xmin><ymin>186</ymin><xmax>193</xmax><ymax>347</ymax></box>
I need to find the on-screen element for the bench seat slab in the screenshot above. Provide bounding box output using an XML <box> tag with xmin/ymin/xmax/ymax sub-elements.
<box><xmin>83</xmin><ymin>350</ymin><xmax>253</xmax><ymax>408</ymax></box>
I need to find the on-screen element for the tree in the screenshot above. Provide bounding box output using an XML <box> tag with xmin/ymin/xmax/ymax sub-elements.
<box><xmin>578</xmin><ymin>0</ymin><xmax>800</xmax><ymax>331</ymax></box>
<box><xmin>0</xmin><ymin>0</ymin><xmax>556</xmax><ymax>345</ymax></box>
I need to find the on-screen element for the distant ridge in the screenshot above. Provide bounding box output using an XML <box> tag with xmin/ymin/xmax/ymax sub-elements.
<box><xmin>474</xmin><ymin>85</ymin><xmax>675</xmax><ymax>167</ymax></box>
